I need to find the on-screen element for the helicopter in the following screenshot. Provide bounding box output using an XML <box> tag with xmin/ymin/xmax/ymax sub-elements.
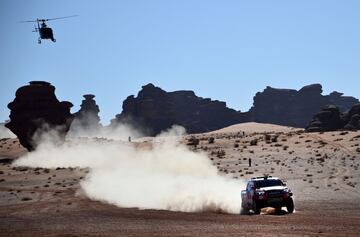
<box><xmin>18</xmin><ymin>15</ymin><xmax>78</xmax><ymax>44</ymax></box>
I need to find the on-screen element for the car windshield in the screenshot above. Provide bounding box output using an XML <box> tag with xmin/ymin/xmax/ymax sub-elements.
<box><xmin>255</xmin><ymin>179</ymin><xmax>284</xmax><ymax>188</ymax></box>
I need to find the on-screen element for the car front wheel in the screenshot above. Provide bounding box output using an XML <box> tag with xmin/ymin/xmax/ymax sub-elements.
<box><xmin>286</xmin><ymin>198</ymin><xmax>294</xmax><ymax>213</ymax></box>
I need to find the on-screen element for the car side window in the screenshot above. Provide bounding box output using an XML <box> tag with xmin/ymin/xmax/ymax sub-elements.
<box><xmin>246</xmin><ymin>181</ymin><xmax>253</xmax><ymax>191</ymax></box>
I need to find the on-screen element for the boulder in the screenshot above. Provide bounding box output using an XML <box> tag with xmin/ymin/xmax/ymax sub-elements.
<box><xmin>5</xmin><ymin>81</ymin><xmax>73</xmax><ymax>151</ymax></box>
<box><xmin>343</xmin><ymin>104</ymin><xmax>360</xmax><ymax>130</ymax></box>
<box><xmin>306</xmin><ymin>103</ymin><xmax>360</xmax><ymax>132</ymax></box>
<box><xmin>305</xmin><ymin>105</ymin><xmax>343</xmax><ymax>132</ymax></box>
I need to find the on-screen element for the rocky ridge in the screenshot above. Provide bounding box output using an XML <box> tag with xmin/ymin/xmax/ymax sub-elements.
<box><xmin>112</xmin><ymin>83</ymin><xmax>358</xmax><ymax>134</ymax></box>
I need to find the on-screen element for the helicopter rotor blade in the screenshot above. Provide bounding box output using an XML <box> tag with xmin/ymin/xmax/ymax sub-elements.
<box><xmin>45</xmin><ymin>15</ymin><xmax>78</xmax><ymax>21</ymax></box>
<box><xmin>17</xmin><ymin>20</ymin><xmax>38</xmax><ymax>23</ymax></box>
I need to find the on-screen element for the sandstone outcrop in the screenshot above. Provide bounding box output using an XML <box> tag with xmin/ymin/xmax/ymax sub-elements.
<box><xmin>111</xmin><ymin>83</ymin><xmax>246</xmax><ymax>135</ymax></box>
<box><xmin>5</xmin><ymin>81</ymin><xmax>73</xmax><ymax>151</ymax></box>
<box><xmin>306</xmin><ymin>103</ymin><xmax>360</xmax><ymax>132</ymax></box>
<box><xmin>343</xmin><ymin>104</ymin><xmax>360</xmax><ymax>130</ymax></box>
<box><xmin>71</xmin><ymin>94</ymin><xmax>101</xmax><ymax>133</ymax></box>
<box><xmin>248</xmin><ymin>84</ymin><xmax>358</xmax><ymax>128</ymax></box>
<box><xmin>112</xmin><ymin>83</ymin><xmax>358</xmax><ymax>134</ymax></box>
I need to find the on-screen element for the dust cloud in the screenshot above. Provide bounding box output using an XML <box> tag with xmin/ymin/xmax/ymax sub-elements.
<box><xmin>13</xmin><ymin>125</ymin><xmax>244</xmax><ymax>214</ymax></box>
<box><xmin>0</xmin><ymin>123</ymin><xmax>16</xmax><ymax>139</ymax></box>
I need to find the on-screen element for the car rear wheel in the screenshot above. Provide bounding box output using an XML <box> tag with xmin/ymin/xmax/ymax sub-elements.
<box><xmin>253</xmin><ymin>202</ymin><xmax>261</xmax><ymax>215</ymax></box>
<box><xmin>286</xmin><ymin>198</ymin><xmax>294</xmax><ymax>213</ymax></box>
<box><xmin>241</xmin><ymin>201</ymin><xmax>249</xmax><ymax>214</ymax></box>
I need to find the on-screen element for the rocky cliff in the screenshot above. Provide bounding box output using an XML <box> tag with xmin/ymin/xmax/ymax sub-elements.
<box><xmin>248</xmin><ymin>84</ymin><xmax>358</xmax><ymax>128</ymax></box>
<box><xmin>112</xmin><ymin>83</ymin><xmax>358</xmax><ymax>134</ymax></box>
<box><xmin>5</xmin><ymin>81</ymin><xmax>74</xmax><ymax>151</ymax></box>
<box><xmin>111</xmin><ymin>84</ymin><xmax>246</xmax><ymax>135</ymax></box>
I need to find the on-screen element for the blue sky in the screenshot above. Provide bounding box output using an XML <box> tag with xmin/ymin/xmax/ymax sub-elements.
<box><xmin>1</xmin><ymin>0</ymin><xmax>359</xmax><ymax>125</ymax></box>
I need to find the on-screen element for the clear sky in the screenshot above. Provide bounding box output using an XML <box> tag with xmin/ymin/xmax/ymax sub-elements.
<box><xmin>1</xmin><ymin>0</ymin><xmax>359</xmax><ymax>125</ymax></box>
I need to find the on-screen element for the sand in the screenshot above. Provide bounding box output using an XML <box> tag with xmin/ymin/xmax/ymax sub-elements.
<box><xmin>1</xmin><ymin>123</ymin><xmax>360</xmax><ymax>236</ymax></box>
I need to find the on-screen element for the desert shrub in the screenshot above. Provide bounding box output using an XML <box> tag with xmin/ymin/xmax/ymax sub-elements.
<box><xmin>187</xmin><ymin>137</ymin><xmax>199</xmax><ymax>146</ymax></box>
<box><xmin>250</xmin><ymin>139</ymin><xmax>258</xmax><ymax>146</ymax></box>
<box><xmin>271</xmin><ymin>136</ymin><xmax>278</xmax><ymax>143</ymax></box>
<box><xmin>208</xmin><ymin>137</ymin><xmax>215</xmax><ymax>144</ymax></box>
<box><xmin>216</xmin><ymin>149</ymin><xmax>226</xmax><ymax>158</ymax></box>
<box><xmin>264</xmin><ymin>134</ymin><xmax>271</xmax><ymax>141</ymax></box>
<box><xmin>21</xmin><ymin>197</ymin><xmax>32</xmax><ymax>201</ymax></box>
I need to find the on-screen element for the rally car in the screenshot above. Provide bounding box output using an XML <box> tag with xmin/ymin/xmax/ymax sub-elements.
<box><xmin>241</xmin><ymin>176</ymin><xmax>294</xmax><ymax>214</ymax></box>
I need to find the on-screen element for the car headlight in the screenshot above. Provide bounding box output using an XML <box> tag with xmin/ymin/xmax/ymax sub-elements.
<box><xmin>283</xmin><ymin>188</ymin><xmax>293</xmax><ymax>197</ymax></box>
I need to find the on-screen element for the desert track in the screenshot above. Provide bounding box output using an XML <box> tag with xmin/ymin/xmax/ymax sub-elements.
<box><xmin>1</xmin><ymin>198</ymin><xmax>360</xmax><ymax>237</ymax></box>
<box><xmin>1</xmin><ymin>126</ymin><xmax>360</xmax><ymax>236</ymax></box>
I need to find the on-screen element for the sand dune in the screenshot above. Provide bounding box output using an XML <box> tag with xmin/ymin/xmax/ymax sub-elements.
<box><xmin>209</xmin><ymin>122</ymin><xmax>299</xmax><ymax>134</ymax></box>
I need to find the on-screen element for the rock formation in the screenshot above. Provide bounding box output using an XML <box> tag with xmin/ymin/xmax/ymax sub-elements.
<box><xmin>247</xmin><ymin>84</ymin><xmax>358</xmax><ymax>128</ymax></box>
<box><xmin>71</xmin><ymin>94</ymin><xmax>101</xmax><ymax>134</ymax></box>
<box><xmin>305</xmin><ymin>105</ymin><xmax>343</xmax><ymax>132</ymax></box>
<box><xmin>112</xmin><ymin>84</ymin><xmax>359</xmax><ymax>134</ymax></box>
<box><xmin>343</xmin><ymin>104</ymin><xmax>360</xmax><ymax>130</ymax></box>
<box><xmin>306</xmin><ymin>104</ymin><xmax>360</xmax><ymax>132</ymax></box>
<box><xmin>5</xmin><ymin>81</ymin><xmax>74</xmax><ymax>151</ymax></box>
<box><xmin>111</xmin><ymin>83</ymin><xmax>246</xmax><ymax>135</ymax></box>
<box><xmin>111</xmin><ymin>83</ymin><xmax>358</xmax><ymax>135</ymax></box>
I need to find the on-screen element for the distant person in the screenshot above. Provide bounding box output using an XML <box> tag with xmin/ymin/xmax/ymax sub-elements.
<box><xmin>249</xmin><ymin>158</ymin><xmax>252</xmax><ymax>167</ymax></box>
<box><xmin>128</xmin><ymin>136</ymin><xmax>131</xmax><ymax>142</ymax></box>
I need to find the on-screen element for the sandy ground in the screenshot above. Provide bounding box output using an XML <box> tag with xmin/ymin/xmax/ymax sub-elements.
<box><xmin>1</xmin><ymin>123</ymin><xmax>360</xmax><ymax>236</ymax></box>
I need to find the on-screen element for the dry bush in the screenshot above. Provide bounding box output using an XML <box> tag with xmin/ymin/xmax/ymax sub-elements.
<box><xmin>250</xmin><ymin>139</ymin><xmax>258</xmax><ymax>146</ymax></box>
<box><xmin>264</xmin><ymin>134</ymin><xmax>271</xmax><ymax>141</ymax></box>
<box><xmin>216</xmin><ymin>149</ymin><xmax>226</xmax><ymax>158</ymax></box>
<box><xmin>187</xmin><ymin>137</ymin><xmax>199</xmax><ymax>146</ymax></box>
<box><xmin>271</xmin><ymin>136</ymin><xmax>278</xmax><ymax>143</ymax></box>
<box><xmin>21</xmin><ymin>197</ymin><xmax>32</xmax><ymax>201</ymax></box>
